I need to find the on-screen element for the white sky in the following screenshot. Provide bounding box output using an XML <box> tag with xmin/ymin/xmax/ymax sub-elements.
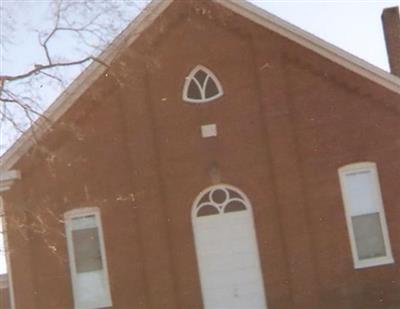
<box><xmin>0</xmin><ymin>0</ymin><xmax>399</xmax><ymax>274</ymax></box>
<box><xmin>256</xmin><ymin>1</ymin><xmax>399</xmax><ymax>71</ymax></box>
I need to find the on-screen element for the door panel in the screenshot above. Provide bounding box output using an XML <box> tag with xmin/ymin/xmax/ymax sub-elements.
<box><xmin>192</xmin><ymin>185</ymin><xmax>267</xmax><ymax>309</ymax></box>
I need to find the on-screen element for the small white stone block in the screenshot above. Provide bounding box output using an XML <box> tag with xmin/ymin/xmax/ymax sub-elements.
<box><xmin>201</xmin><ymin>124</ymin><xmax>217</xmax><ymax>138</ymax></box>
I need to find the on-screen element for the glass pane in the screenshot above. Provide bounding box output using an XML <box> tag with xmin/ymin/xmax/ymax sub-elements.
<box><xmin>194</xmin><ymin>70</ymin><xmax>208</xmax><ymax>86</ymax></box>
<box><xmin>71</xmin><ymin>214</ymin><xmax>96</xmax><ymax>230</ymax></box>
<box><xmin>197</xmin><ymin>205</ymin><xmax>219</xmax><ymax>217</ymax></box>
<box><xmin>228</xmin><ymin>189</ymin><xmax>241</xmax><ymax>199</ymax></box>
<box><xmin>224</xmin><ymin>200</ymin><xmax>246</xmax><ymax>213</ymax></box>
<box><xmin>72</xmin><ymin>227</ymin><xmax>103</xmax><ymax>273</ymax></box>
<box><xmin>352</xmin><ymin>213</ymin><xmax>386</xmax><ymax>260</ymax></box>
<box><xmin>187</xmin><ymin>80</ymin><xmax>202</xmax><ymax>100</ymax></box>
<box><xmin>210</xmin><ymin>189</ymin><xmax>227</xmax><ymax>204</ymax></box>
<box><xmin>205</xmin><ymin>78</ymin><xmax>219</xmax><ymax>98</ymax></box>
<box><xmin>345</xmin><ymin>170</ymin><xmax>378</xmax><ymax>216</ymax></box>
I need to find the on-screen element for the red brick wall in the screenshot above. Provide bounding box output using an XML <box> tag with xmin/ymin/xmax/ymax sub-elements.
<box><xmin>4</xmin><ymin>1</ymin><xmax>400</xmax><ymax>308</ymax></box>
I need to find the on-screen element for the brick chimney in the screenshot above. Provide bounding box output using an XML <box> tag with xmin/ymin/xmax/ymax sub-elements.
<box><xmin>382</xmin><ymin>7</ymin><xmax>400</xmax><ymax>77</ymax></box>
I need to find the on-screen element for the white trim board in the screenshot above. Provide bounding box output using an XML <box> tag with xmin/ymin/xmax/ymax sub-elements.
<box><xmin>0</xmin><ymin>170</ymin><xmax>21</xmax><ymax>193</ymax></box>
<box><xmin>1</xmin><ymin>0</ymin><xmax>399</xmax><ymax>172</ymax></box>
<box><xmin>0</xmin><ymin>197</ymin><xmax>16</xmax><ymax>309</ymax></box>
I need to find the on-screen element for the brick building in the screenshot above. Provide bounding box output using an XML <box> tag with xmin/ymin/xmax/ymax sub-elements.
<box><xmin>0</xmin><ymin>1</ymin><xmax>399</xmax><ymax>308</ymax></box>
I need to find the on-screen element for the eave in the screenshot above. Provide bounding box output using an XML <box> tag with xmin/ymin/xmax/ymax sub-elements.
<box><xmin>1</xmin><ymin>0</ymin><xmax>399</xmax><ymax>172</ymax></box>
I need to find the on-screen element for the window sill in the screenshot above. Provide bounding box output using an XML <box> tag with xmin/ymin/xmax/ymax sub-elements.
<box><xmin>354</xmin><ymin>256</ymin><xmax>394</xmax><ymax>269</ymax></box>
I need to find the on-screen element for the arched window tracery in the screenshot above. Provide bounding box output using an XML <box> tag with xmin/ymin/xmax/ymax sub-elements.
<box><xmin>193</xmin><ymin>186</ymin><xmax>248</xmax><ymax>217</ymax></box>
<box><xmin>183</xmin><ymin>65</ymin><xmax>223</xmax><ymax>103</ymax></box>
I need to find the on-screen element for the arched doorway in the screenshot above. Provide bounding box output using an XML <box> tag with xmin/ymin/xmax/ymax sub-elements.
<box><xmin>192</xmin><ymin>185</ymin><xmax>267</xmax><ymax>309</ymax></box>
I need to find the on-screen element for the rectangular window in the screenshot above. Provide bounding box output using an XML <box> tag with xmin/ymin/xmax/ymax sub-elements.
<box><xmin>339</xmin><ymin>162</ymin><xmax>393</xmax><ymax>268</ymax></box>
<box><xmin>65</xmin><ymin>209</ymin><xmax>112</xmax><ymax>309</ymax></box>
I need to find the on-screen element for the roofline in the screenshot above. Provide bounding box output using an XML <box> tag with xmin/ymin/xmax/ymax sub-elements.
<box><xmin>1</xmin><ymin>0</ymin><xmax>399</xmax><ymax>172</ymax></box>
<box><xmin>219</xmin><ymin>0</ymin><xmax>400</xmax><ymax>93</ymax></box>
<box><xmin>0</xmin><ymin>0</ymin><xmax>173</xmax><ymax>172</ymax></box>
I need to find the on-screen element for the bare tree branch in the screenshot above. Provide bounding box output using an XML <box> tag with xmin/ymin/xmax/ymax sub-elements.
<box><xmin>0</xmin><ymin>0</ymin><xmax>150</xmax><ymax>260</ymax></box>
<box><xmin>1</xmin><ymin>57</ymin><xmax>93</xmax><ymax>82</ymax></box>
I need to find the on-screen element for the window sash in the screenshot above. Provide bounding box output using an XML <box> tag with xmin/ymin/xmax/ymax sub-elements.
<box><xmin>339</xmin><ymin>163</ymin><xmax>393</xmax><ymax>269</ymax></box>
<box><xmin>72</xmin><ymin>227</ymin><xmax>103</xmax><ymax>273</ymax></box>
<box><xmin>351</xmin><ymin>213</ymin><xmax>386</xmax><ymax>260</ymax></box>
<box><xmin>65</xmin><ymin>209</ymin><xmax>112</xmax><ymax>309</ymax></box>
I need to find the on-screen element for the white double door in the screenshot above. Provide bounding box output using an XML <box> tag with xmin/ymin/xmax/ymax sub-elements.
<box><xmin>193</xmin><ymin>211</ymin><xmax>267</xmax><ymax>309</ymax></box>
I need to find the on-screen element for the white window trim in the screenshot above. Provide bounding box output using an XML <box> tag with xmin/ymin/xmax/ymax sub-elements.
<box><xmin>64</xmin><ymin>207</ymin><xmax>112</xmax><ymax>309</ymax></box>
<box><xmin>183</xmin><ymin>65</ymin><xmax>224</xmax><ymax>103</ymax></box>
<box><xmin>338</xmin><ymin>162</ymin><xmax>394</xmax><ymax>269</ymax></box>
<box><xmin>0</xmin><ymin>197</ymin><xmax>16</xmax><ymax>309</ymax></box>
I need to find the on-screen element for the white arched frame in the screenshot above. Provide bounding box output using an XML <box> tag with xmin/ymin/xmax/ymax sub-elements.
<box><xmin>191</xmin><ymin>184</ymin><xmax>267</xmax><ymax>309</ymax></box>
<box><xmin>183</xmin><ymin>65</ymin><xmax>224</xmax><ymax>103</ymax></box>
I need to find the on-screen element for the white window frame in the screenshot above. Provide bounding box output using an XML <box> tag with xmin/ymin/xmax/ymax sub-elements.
<box><xmin>0</xmin><ymin>197</ymin><xmax>15</xmax><ymax>309</ymax></box>
<box><xmin>338</xmin><ymin>162</ymin><xmax>394</xmax><ymax>269</ymax></box>
<box><xmin>64</xmin><ymin>207</ymin><xmax>112</xmax><ymax>309</ymax></box>
<box><xmin>183</xmin><ymin>65</ymin><xmax>223</xmax><ymax>103</ymax></box>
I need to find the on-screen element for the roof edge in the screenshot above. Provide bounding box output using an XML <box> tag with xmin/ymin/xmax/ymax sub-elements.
<box><xmin>218</xmin><ymin>0</ymin><xmax>400</xmax><ymax>94</ymax></box>
<box><xmin>0</xmin><ymin>0</ymin><xmax>173</xmax><ymax>172</ymax></box>
<box><xmin>1</xmin><ymin>0</ymin><xmax>400</xmax><ymax>172</ymax></box>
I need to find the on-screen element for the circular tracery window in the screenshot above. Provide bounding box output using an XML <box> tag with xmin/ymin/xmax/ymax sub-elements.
<box><xmin>193</xmin><ymin>185</ymin><xmax>249</xmax><ymax>217</ymax></box>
